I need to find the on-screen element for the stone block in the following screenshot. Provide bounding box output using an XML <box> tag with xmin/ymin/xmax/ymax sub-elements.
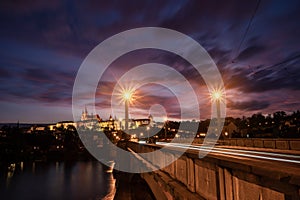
<box><xmin>175</xmin><ymin>158</ymin><xmax>188</xmax><ymax>186</ymax></box>
<box><xmin>263</xmin><ymin>140</ymin><xmax>276</xmax><ymax>149</ymax></box>
<box><xmin>224</xmin><ymin>140</ymin><xmax>231</xmax><ymax>145</ymax></box>
<box><xmin>218</xmin><ymin>167</ymin><xmax>233</xmax><ymax>200</ymax></box>
<box><xmin>253</xmin><ymin>140</ymin><xmax>263</xmax><ymax>148</ymax></box>
<box><xmin>195</xmin><ymin>163</ymin><xmax>218</xmax><ymax>200</ymax></box>
<box><xmin>218</xmin><ymin>168</ymin><xmax>225</xmax><ymax>200</ymax></box>
<box><xmin>244</xmin><ymin>139</ymin><xmax>254</xmax><ymax>147</ymax></box>
<box><xmin>224</xmin><ymin>169</ymin><xmax>233</xmax><ymax>200</ymax></box>
<box><xmin>276</xmin><ymin>140</ymin><xmax>289</xmax><ymax>150</ymax></box>
<box><xmin>233</xmin><ymin>177</ymin><xmax>284</xmax><ymax>200</ymax></box>
<box><xmin>289</xmin><ymin>140</ymin><xmax>300</xmax><ymax>151</ymax></box>
<box><xmin>187</xmin><ymin>157</ymin><xmax>195</xmax><ymax>192</ymax></box>
<box><xmin>233</xmin><ymin>176</ymin><xmax>259</xmax><ymax>200</ymax></box>
<box><xmin>162</xmin><ymin>153</ymin><xmax>176</xmax><ymax>178</ymax></box>
<box><xmin>194</xmin><ymin>159</ymin><xmax>216</xmax><ymax>171</ymax></box>
<box><xmin>236</xmin><ymin>139</ymin><xmax>245</xmax><ymax>146</ymax></box>
<box><xmin>230</xmin><ymin>139</ymin><xmax>237</xmax><ymax>146</ymax></box>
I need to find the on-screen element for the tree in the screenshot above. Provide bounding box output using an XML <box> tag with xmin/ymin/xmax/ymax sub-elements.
<box><xmin>273</xmin><ymin>111</ymin><xmax>286</xmax><ymax>125</ymax></box>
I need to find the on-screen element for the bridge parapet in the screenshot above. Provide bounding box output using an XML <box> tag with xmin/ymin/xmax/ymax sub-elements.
<box><xmin>124</xmin><ymin>141</ymin><xmax>300</xmax><ymax>200</ymax></box>
<box><xmin>216</xmin><ymin>138</ymin><xmax>300</xmax><ymax>151</ymax></box>
<box><xmin>170</xmin><ymin>138</ymin><xmax>300</xmax><ymax>151</ymax></box>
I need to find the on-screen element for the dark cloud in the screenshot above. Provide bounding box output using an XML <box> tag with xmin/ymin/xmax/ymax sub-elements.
<box><xmin>0</xmin><ymin>67</ymin><xmax>12</xmax><ymax>78</ymax></box>
<box><xmin>0</xmin><ymin>62</ymin><xmax>75</xmax><ymax>106</ymax></box>
<box><xmin>235</xmin><ymin>45</ymin><xmax>266</xmax><ymax>61</ymax></box>
<box><xmin>228</xmin><ymin>100</ymin><xmax>270</xmax><ymax>111</ymax></box>
<box><xmin>22</xmin><ymin>68</ymin><xmax>52</xmax><ymax>83</ymax></box>
<box><xmin>226</xmin><ymin>54</ymin><xmax>300</xmax><ymax>93</ymax></box>
<box><xmin>1</xmin><ymin>0</ymin><xmax>300</xmax><ymax>122</ymax></box>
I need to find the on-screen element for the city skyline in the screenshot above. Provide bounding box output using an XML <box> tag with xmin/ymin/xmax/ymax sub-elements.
<box><xmin>0</xmin><ymin>1</ymin><xmax>300</xmax><ymax>123</ymax></box>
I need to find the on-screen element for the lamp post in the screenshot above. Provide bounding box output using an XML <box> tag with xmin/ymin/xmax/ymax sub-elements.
<box><xmin>164</xmin><ymin>118</ymin><xmax>168</xmax><ymax>141</ymax></box>
<box><xmin>211</xmin><ymin>90</ymin><xmax>223</xmax><ymax>136</ymax></box>
<box><xmin>147</xmin><ymin>126</ymin><xmax>150</xmax><ymax>143</ymax></box>
<box><xmin>125</xmin><ymin>99</ymin><xmax>129</xmax><ymax>131</ymax></box>
<box><xmin>122</xmin><ymin>90</ymin><xmax>133</xmax><ymax>132</ymax></box>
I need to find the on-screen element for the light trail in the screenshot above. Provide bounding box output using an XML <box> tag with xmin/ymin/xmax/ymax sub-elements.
<box><xmin>156</xmin><ymin>142</ymin><xmax>300</xmax><ymax>164</ymax></box>
<box><xmin>158</xmin><ymin>142</ymin><xmax>300</xmax><ymax>159</ymax></box>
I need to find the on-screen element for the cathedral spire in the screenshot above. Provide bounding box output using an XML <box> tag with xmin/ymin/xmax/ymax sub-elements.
<box><xmin>81</xmin><ymin>106</ymin><xmax>89</xmax><ymax>121</ymax></box>
<box><xmin>84</xmin><ymin>105</ymin><xmax>88</xmax><ymax>114</ymax></box>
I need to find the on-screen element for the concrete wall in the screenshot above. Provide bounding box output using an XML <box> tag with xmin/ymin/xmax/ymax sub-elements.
<box><xmin>125</xmin><ymin>142</ymin><xmax>300</xmax><ymax>200</ymax></box>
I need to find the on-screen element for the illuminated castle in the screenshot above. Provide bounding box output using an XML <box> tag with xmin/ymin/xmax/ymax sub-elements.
<box><xmin>81</xmin><ymin>106</ymin><xmax>95</xmax><ymax>121</ymax></box>
<box><xmin>79</xmin><ymin>107</ymin><xmax>153</xmax><ymax>131</ymax></box>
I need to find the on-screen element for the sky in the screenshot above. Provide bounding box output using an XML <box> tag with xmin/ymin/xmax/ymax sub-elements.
<box><xmin>0</xmin><ymin>0</ymin><xmax>300</xmax><ymax>123</ymax></box>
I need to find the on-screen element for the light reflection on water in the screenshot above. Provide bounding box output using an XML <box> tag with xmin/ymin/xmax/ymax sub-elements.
<box><xmin>0</xmin><ymin>161</ymin><xmax>115</xmax><ymax>200</ymax></box>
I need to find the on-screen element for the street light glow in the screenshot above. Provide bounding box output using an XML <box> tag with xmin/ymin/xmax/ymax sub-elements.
<box><xmin>210</xmin><ymin>89</ymin><xmax>224</xmax><ymax>102</ymax></box>
<box><xmin>213</xmin><ymin>91</ymin><xmax>221</xmax><ymax>100</ymax></box>
<box><xmin>122</xmin><ymin>90</ymin><xmax>133</xmax><ymax>102</ymax></box>
<box><xmin>116</xmin><ymin>86</ymin><xmax>136</xmax><ymax>132</ymax></box>
<box><xmin>114</xmin><ymin>83</ymin><xmax>136</xmax><ymax>105</ymax></box>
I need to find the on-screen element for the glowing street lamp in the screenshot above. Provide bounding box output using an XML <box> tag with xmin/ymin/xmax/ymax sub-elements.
<box><xmin>122</xmin><ymin>90</ymin><xmax>133</xmax><ymax>101</ymax></box>
<box><xmin>211</xmin><ymin>89</ymin><xmax>224</xmax><ymax>135</ymax></box>
<box><xmin>121</xmin><ymin>89</ymin><xmax>133</xmax><ymax>132</ymax></box>
<box><xmin>211</xmin><ymin>91</ymin><xmax>222</xmax><ymax>120</ymax></box>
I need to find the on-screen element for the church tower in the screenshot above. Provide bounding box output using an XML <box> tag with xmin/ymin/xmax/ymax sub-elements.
<box><xmin>148</xmin><ymin>114</ymin><xmax>153</xmax><ymax>127</ymax></box>
<box><xmin>81</xmin><ymin>106</ymin><xmax>88</xmax><ymax>121</ymax></box>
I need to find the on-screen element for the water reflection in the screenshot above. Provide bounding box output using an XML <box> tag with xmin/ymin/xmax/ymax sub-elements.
<box><xmin>0</xmin><ymin>161</ymin><xmax>115</xmax><ymax>200</ymax></box>
<box><xmin>102</xmin><ymin>173</ymin><xmax>116</xmax><ymax>200</ymax></box>
<box><xmin>20</xmin><ymin>162</ymin><xmax>23</xmax><ymax>172</ymax></box>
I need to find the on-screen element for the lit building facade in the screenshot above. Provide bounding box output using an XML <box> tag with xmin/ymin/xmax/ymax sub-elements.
<box><xmin>78</xmin><ymin>107</ymin><xmax>154</xmax><ymax>131</ymax></box>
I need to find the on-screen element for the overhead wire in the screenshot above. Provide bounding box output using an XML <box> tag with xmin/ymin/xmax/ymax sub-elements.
<box><xmin>231</xmin><ymin>0</ymin><xmax>299</xmax><ymax>80</ymax></box>
<box><xmin>234</xmin><ymin>0</ymin><xmax>262</xmax><ymax>61</ymax></box>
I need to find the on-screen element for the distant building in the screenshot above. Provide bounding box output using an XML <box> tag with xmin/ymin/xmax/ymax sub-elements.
<box><xmin>29</xmin><ymin>125</ymin><xmax>47</xmax><ymax>133</ymax></box>
<box><xmin>48</xmin><ymin>124</ymin><xmax>56</xmax><ymax>131</ymax></box>
<box><xmin>98</xmin><ymin>115</ymin><xmax>119</xmax><ymax>131</ymax></box>
<box><xmin>77</xmin><ymin>107</ymin><xmax>98</xmax><ymax>130</ymax></box>
<box><xmin>78</xmin><ymin>107</ymin><xmax>154</xmax><ymax>131</ymax></box>
<box><xmin>119</xmin><ymin>115</ymin><xmax>153</xmax><ymax>130</ymax></box>
<box><xmin>56</xmin><ymin>121</ymin><xmax>75</xmax><ymax>129</ymax></box>
<box><xmin>35</xmin><ymin>126</ymin><xmax>46</xmax><ymax>131</ymax></box>
<box><xmin>81</xmin><ymin>106</ymin><xmax>95</xmax><ymax>121</ymax></box>
<box><xmin>222</xmin><ymin>121</ymin><xmax>238</xmax><ymax>138</ymax></box>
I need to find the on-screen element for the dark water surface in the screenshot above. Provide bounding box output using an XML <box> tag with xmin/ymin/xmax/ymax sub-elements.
<box><xmin>0</xmin><ymin>161</ymin><xmax>115</xmax><ymax>200</ymax></box>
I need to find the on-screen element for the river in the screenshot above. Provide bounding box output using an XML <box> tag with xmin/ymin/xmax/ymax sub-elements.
<box><xmin>0</xmin><ymin>161</ymin><xmax>116</xmax><ymax>200</ymax></box>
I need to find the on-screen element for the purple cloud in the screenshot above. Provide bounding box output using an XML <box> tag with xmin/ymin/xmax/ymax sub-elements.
<box><xmin>1</xmin><ymin>0</ymin><xmax>300</xmax><ymax>122</ymax></box>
